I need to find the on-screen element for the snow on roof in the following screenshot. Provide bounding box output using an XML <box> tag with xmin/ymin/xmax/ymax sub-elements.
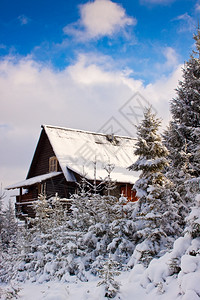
<box><xmin>43</xmin><ymin>125</ymin><xmax>138</xmax><ymax>184</ymax></box>
<box><xmin>6</xmin><ymin>172</ymin><xmax>62</xmax><ymax>190</ymax></box>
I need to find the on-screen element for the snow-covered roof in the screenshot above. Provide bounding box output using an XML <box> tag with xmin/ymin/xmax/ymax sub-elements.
<box><xmin>43</xmin><ymin>125</ymin><xmax>138</xmax><ymax>184</ymax></box>
<box><xmin>6</xmin><ymin>172</ymin><xmax>62</xmax><ymax>190</ymax></box>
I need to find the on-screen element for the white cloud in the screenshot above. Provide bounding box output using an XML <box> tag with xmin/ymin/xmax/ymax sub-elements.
<box><xmin>18</xmin><ymin>15</ymin><xmax>29</xmax><ymax>25</ymax></box>
<box><xmin>68</xmin><ymin>54</ymin><xmax>115</xmax><ymax>85</ymax></box>
<box><xmin>63</xmin><ymin>0</ymin><xmax>136</xmax><ymax>40</ymax></box>
<box><xmin>0</xmin><ymin>54</ymin><xmax>182</xmax><ymax>192</ymax></box>
<box><xmin>156</xmin><ymin>47</ymin><xmax>179</xmax><ymax>72</ymax></box>
<box><xmin>67</xmin><ymin>54</ymin><xmax>142</xmax><ymax>88</ymax></box>
<box><xmin>195</xmin><ymin>1</ymin><xmax>200</xmax><ymax>11</ymax></box>
<box><xmin>173</xmin><ymin>13</ymin><xmax>195</xmax><ymax>32</ymax></box>
<box><xmin>163</xmin><ymin>47</ymin><xmax>178</xmax><ymax>67</ymax></box>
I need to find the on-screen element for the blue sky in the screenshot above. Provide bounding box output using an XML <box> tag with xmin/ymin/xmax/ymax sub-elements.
<box><xmin>0</xmin><ymin>0</ymin><xmax>199</xmax><ymax>190</ymax></box>
<box><xmin>0</xmin><ymin>0</ymin><xmax>198</xmax><ymax>82</ymax></box>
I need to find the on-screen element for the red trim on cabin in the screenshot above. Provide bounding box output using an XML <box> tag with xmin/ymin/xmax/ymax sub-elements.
<box><xmin>120</xmin><ymin>184</ymin><xmax>138</xmax><ymax>202</ymax></box>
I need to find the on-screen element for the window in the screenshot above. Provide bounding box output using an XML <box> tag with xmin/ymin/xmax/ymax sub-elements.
<box><xmin>49</xmin><ymin>156</ymin><xmax>58</xmax><ymax>172</ymax></box>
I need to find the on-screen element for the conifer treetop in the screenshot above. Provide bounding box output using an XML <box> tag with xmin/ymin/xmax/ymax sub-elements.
<box><xmin>171</xmin><ymin>28</ymin><xmax>200</xmax><ymax>128</ymax></box>
<box><xmin>193</xmin><ymin>27</ymin><xmax>200</xmax><ymax>57</ymax></box>
<box><xmin>166</xmin><ymin>28</ymin><xmax>200</xmax><ymax>179</ymax></box>
<box><xmin>130</xmin><ymin>107</ymin><xmax>168</xmax><ymax>174</ymax></box>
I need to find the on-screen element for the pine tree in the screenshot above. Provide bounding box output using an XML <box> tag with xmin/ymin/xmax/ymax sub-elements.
<box><xmin>107</xmin><ymin>195</ymin><xmax>136</xmax><ymax>265</ymax></box>
<box><xmin>0</xmin><ymin>187</ymin><xmax>5</xmax><ymax>243</ymax></box>
<box><xmin>33</xmin><ymin>192</ymin><xmax>53</xmax><ymax>233</ymax></box>
<box><xmin>69</xmin><ymin>164</ymin><xmax>137</xmax><ymax>272</ymax></box>
<box><xmin>163</xmin><ymin>128</ymin><xmax>194</xmax><ymax>224</ymax></box>
<box><xmin>129</xmin><ymin>108</ymin><xmax>181</xmax><ymax>266</ymax></box>
<box><xmin>164</xmin><ymin>29</ymin><xmax>200</xmax><ymax>207</ymax></box>
<box><xmin>185</xmin><ymin>193</ymin><xmax>200</xmax><ymax>241</ymax></box>
<box><xmin>129</xmin><ymin>107</ymin><xmax>169</xmax><ymax>194</ymax></box>
<box><xmin>11</xmin><ymin>192</ymin><xmax>87</xmax><ymax>283</ymax></box>
<box><xmin>0</xmin><ymin>200</ymin><xmax>18</xmax><ymax>249</ymax></box>
<box><xmin>97</xmin><ymin>256</ymin><xmax>120</xmax><ymax>299</ymax></box>
<box><xmin>69</xmin><ymin>176</ymin><xmax>99</xmax><ymax>233</ymax></box>
<box><xmin>69</xmin><ymin>170</ymin><xmax>115</xmax><ymax>272</ymax></box>
<box><xmin>0</xmin><ymin>197</ymin><xmax>18</xmax><ymax>283</ymax></box>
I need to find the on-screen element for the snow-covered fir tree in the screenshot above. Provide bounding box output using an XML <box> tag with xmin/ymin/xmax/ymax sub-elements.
<box><xmin>185</xmin><ymin>193</ymin><xmax>200</xmax><ymax>241</ymax></box>
<box><xmin>171</xmin><ymin>29</ymin><xmax>200</xmax><ymax>173</ymax></box>
<box><xmin>164</xmin><ymin>29</ymin><xmax>200</xmax><ymax>210</ymax></box>
<box><xmin>0</xmin><ymin>199</ymin><xmax>18</xmax><ymax>249</ymax></box>
<box><xmin>8</xmin><ymin>192</ymin><xmax>88</xmax><ymax>283</ymax></box>
<box><xmin>69</xmin><ymin>174</ymin><xmax>99</xmax><ymax>233</ymax></box>
<box><xmin>69</xmin><ymin>164</ymin><xmax>136</xmax><ymax>272</ymax></box>
<box><xmin>87</xmin><ymin>192</ymin><xmax>135</xmax><ymax>270</ymax></box>
<box><xmin>0</xmin><ymin>187</ymin><xmax>5</xmax><ymax>243</ymax></box>
<box><xmin>97</xmin><ymin>256</ymin><xmax>120</xmax><ymax>298</ymax></box>
<box><xmin>0</xmin><ymin>197</ymin><xmax>18</xmax><ymax>283</ymax></box>
<box><xmin>129</xmin><ymin>108</ymin><xmax>182</xmax><ymax>266</ymax></box>
<box><xmin>69</xmin><ymin>170</ymin><xmax>117</xmax><ymax>272</ymax></box>
<box><xmin>33</xmin><ymin>192</ymin><xmax>54</xmax><ymax>233</ymax></box>
<box><xmin>107</xmin><ymin>195</ymin><xmax>136</xmax><ymax>265</ymax></box>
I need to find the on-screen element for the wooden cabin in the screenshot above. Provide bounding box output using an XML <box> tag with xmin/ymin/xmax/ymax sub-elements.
<box><xmin>6</xmin><ymin>125</ymin><xmax>138</xmax><ymax>219</ymax></box>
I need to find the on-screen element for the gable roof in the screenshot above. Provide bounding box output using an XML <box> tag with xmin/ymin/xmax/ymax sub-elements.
<box><xmin>43</xmin><ymin>125</ymin><xmax>138</xmax><ymax>184</ymax></box>
<box><xmin>6</xmin><ymin>125</ymin><xmax>139</xmax><ymax>190</ymax></box>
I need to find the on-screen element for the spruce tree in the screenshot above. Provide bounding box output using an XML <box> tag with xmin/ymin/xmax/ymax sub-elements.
<box><xmin>97</xmin><ymin>256</ymin><xmax>120</xmax><ymax>299</ymax></box>
<box><xmin>107</xmin><ymin>195</ymin><xmax>136</xmax><ymax>265</ymax></box>
<box><xmin>0</xmin><ymin>198</ymin><xmax>18</xmax><ymax>283</ymax></box>
<box><xmin>164</xmin><ymin>29</ymin><xmax>200</xmax><ymax>205</ymax></box>
<box><xmin>70</xmin><ymin>165</ymin><xmax>137</xmax><ymax>271</ymax></box>
<box><xmin>185</xmin><ymin>193</ymin><xmax>200</xmax><ymax>241</ymax></box>
<box><xmin>129</xmin><ymin>108</ymin><xmax>181</xmax><ymax>266</ymax></box>
<box><xmin>0</xmin><ymin>200</ymin><xmax>18</xmax><ymax>249</ymax></box>
<box><xmin>0</xmin><ymin>188</ymin><xmax>5</xmax><ymax>243</ymax></box>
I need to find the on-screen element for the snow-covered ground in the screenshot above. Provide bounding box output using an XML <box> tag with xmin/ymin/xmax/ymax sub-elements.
<box><xmin>0</xmin><ymin>267</ymin><xmax>179</xmax><ymax>300</ymax></box>
<box><xmin>1</xmin><ymin>247</ymin><xmax>200</xmax><ymax>300</ymax></box>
